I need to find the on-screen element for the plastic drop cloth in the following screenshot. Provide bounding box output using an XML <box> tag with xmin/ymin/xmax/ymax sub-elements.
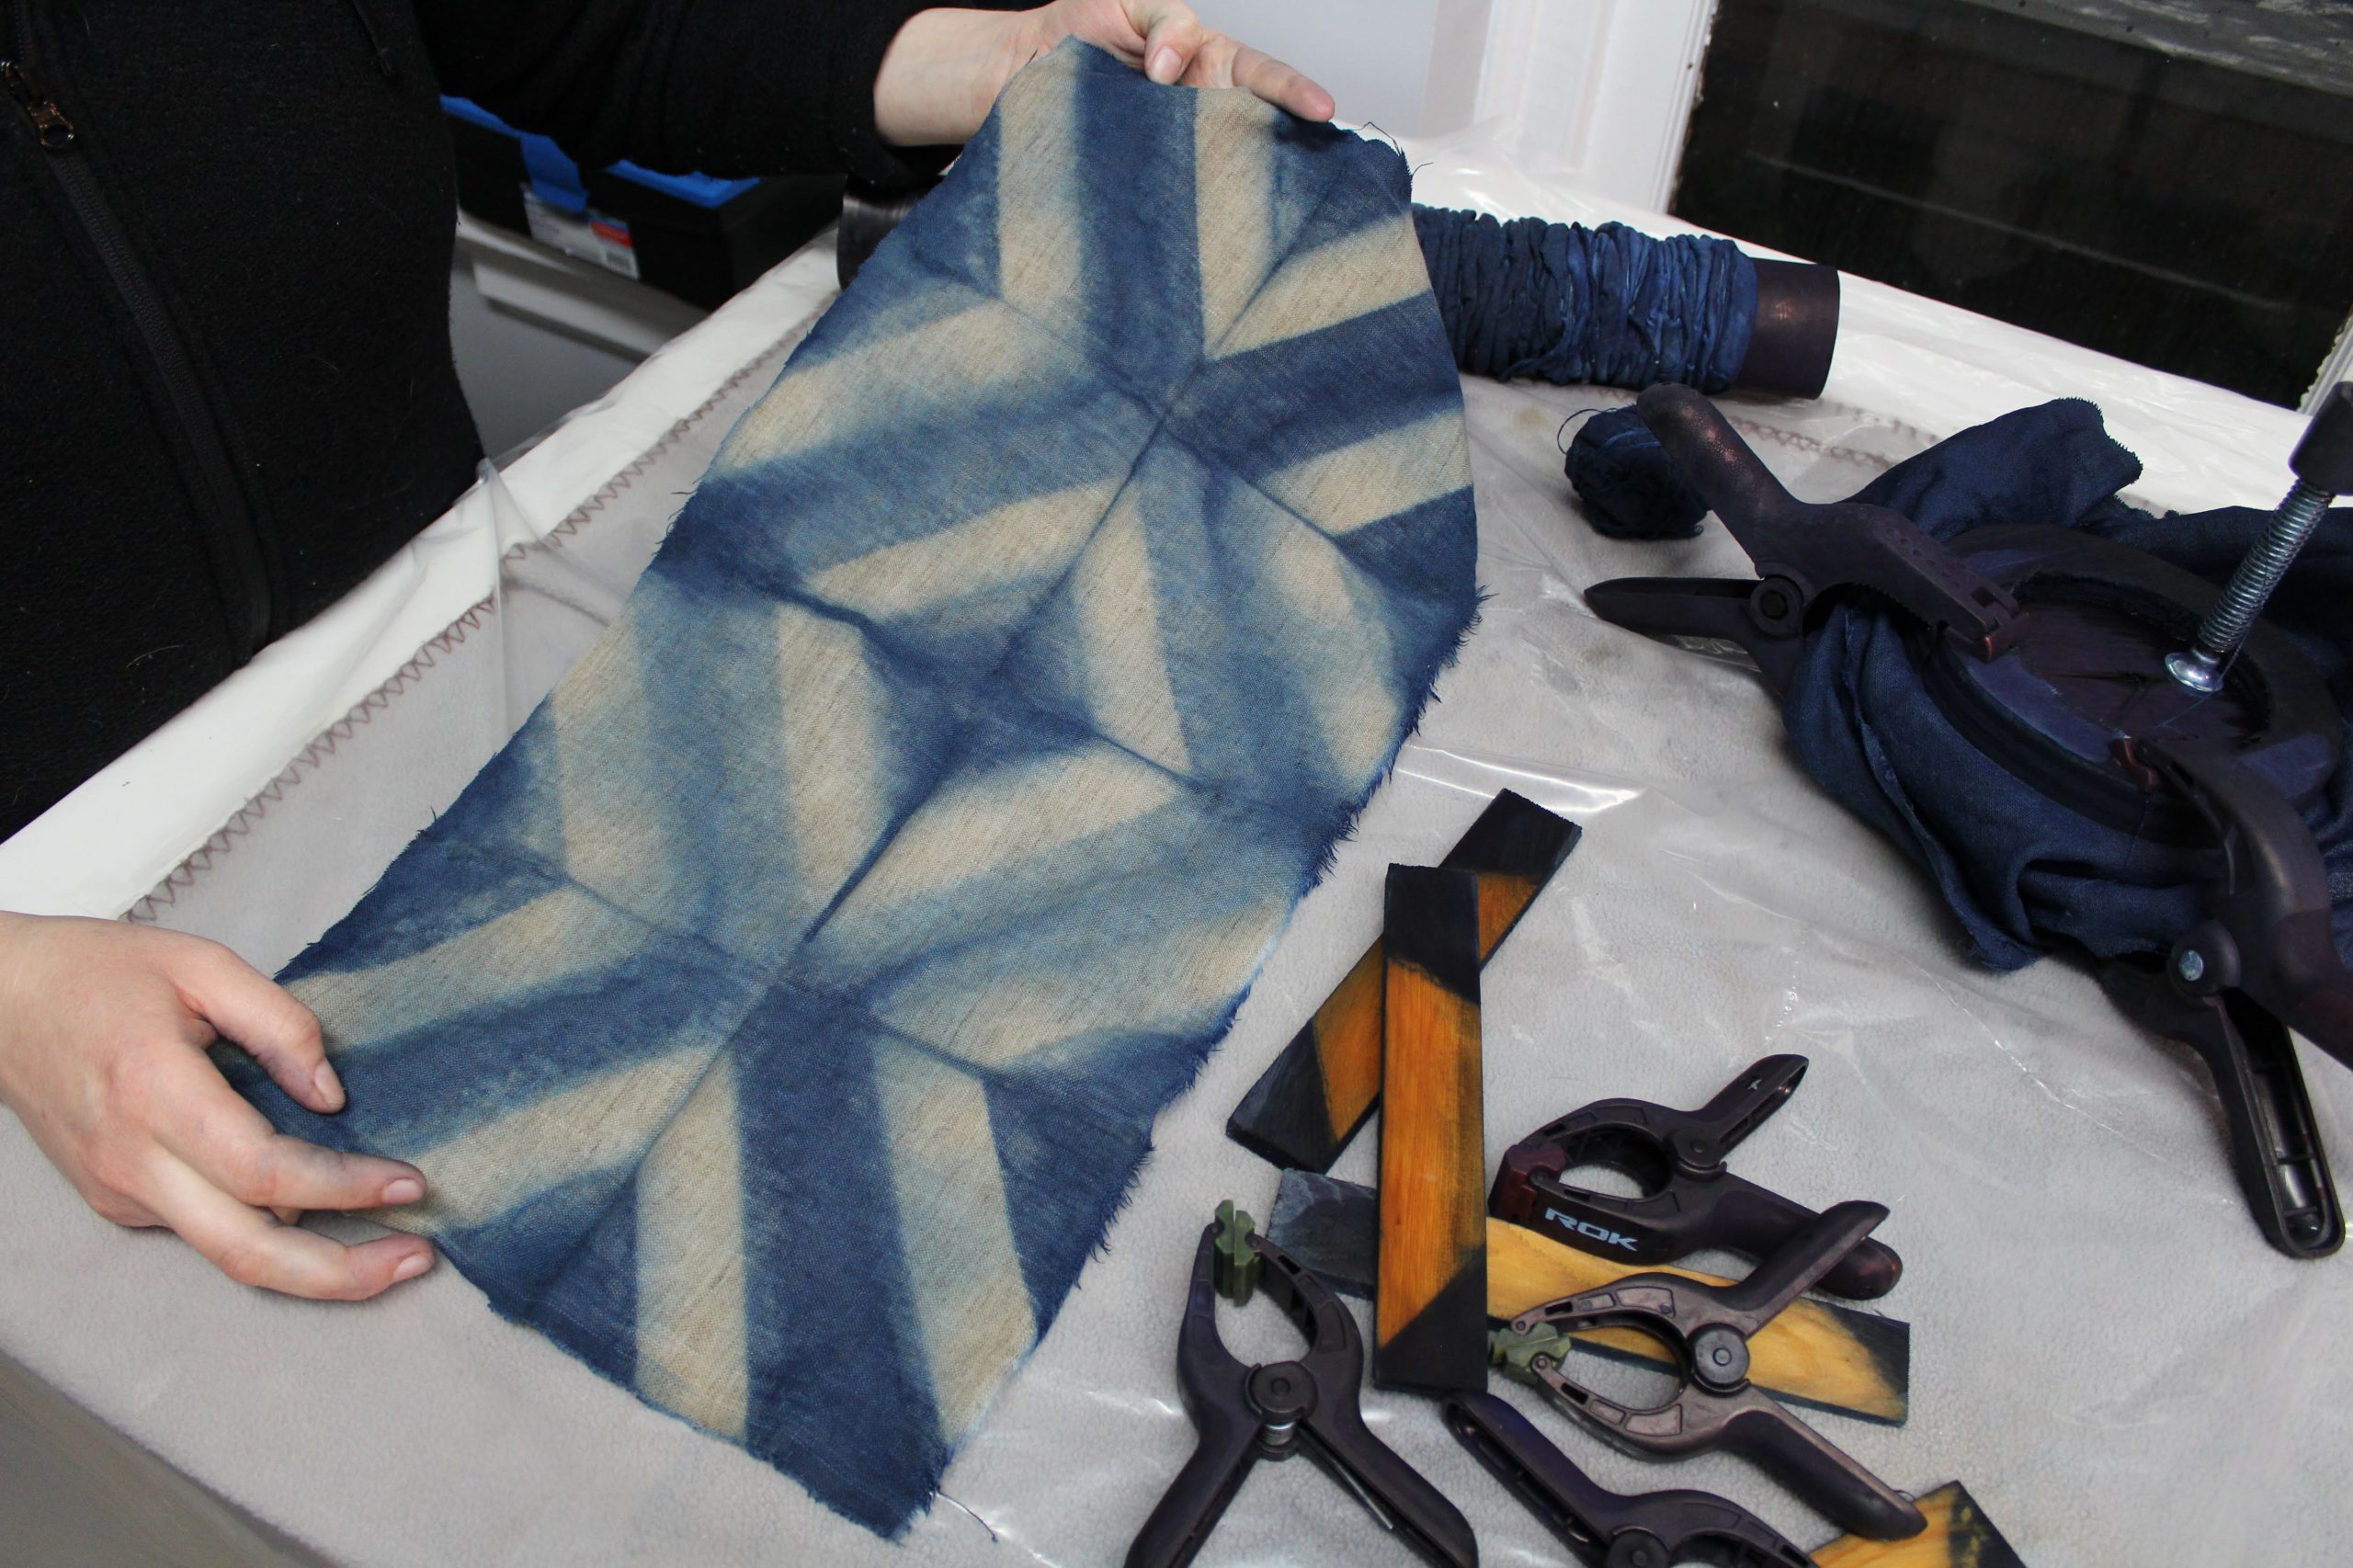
<box><xmin>2</xmin><ymin>160</ymin><xmax>2347</xmax><ymax>1568</ymax></box>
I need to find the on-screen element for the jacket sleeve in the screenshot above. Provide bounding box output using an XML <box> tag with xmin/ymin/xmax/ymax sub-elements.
<box><xmin>413</xmin><ymin>0</ymin><xmax>1031</xmax><ymax>187</ymax></box>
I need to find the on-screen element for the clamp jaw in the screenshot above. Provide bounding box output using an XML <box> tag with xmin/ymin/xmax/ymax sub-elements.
<box><xmin>2098</xmin><ymin>738</ymin><xmax>2353</xmax><ymax>1258</ymax></box>
<box><xmin>1583</xmin><ymin>384</ymin><xmax>2028</xmax><ymax>696</ymax></box>
<box><xmin>1493</xmin><ymin>1201</ymin><xmax>1924</xmax><ymax>1542</ymax></box>
<box><xmin>1126</xmin><ymin>1205</ymin><xmax>1478</xmax><ymax>1568</ymax></box>
<box><xmin>1491</xmin><ymin>1056</ymin><xmax>1903</xmax><ymax>1300</ymax></box>
<box><xmin>1443</xmin><ymin>1391</ymin><xmax>1813</xmax><ymax>1568</ymax></box>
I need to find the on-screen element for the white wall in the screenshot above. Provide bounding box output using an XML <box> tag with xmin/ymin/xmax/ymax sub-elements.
<box><xmin>1189</xmin><ymin>0</ymin><xmax>1447</xmax><ymax>133</ymax></box>
<box><xmin>1189</xmin><ymin>0</ymin><xmax>1719</xmax><ymax>210</ymax></box>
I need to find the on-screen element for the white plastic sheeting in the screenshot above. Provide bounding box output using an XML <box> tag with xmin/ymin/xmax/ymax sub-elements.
<box><xmin>1</xmin><ymin>149</ymin><xmax>2342</xmax><ymax>1567</ymax></box>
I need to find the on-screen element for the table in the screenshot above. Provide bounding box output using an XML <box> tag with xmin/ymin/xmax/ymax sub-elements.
<box><xmin>2</xmin><ymin>148</ymin><xmax>2340</xmax><ymax>1567</ymax></box>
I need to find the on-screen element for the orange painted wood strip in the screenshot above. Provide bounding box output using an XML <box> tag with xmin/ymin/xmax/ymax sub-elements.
<box><xmin>1375</xmin><ymin>865</ymin><xmax>1487</xmax><ymax>1393</ymax></box>
<box><xmin>1812</xmin><ymin>1483</ymin><xmax>2023</xmax><ymax>1566</ymax></box>
<box><xmin>1226</xmin><ymin>793</ymin><xmax>1579</xmax><ymax>1172</ymax></box>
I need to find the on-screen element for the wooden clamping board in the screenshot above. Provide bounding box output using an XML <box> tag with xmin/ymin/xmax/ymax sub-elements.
<box><xmin>1374</xmin><ymin>865</ymin><xmax>1489</xmax><ymax>1393</ymax></box>
<box><xmin>1226</xmin><ymin>791</ymin><xmax>1578</xmax><ymax>1171</ymax></box>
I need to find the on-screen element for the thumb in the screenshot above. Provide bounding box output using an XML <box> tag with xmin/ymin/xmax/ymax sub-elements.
<box><xmin>1124</xmin><ymin>1</ymin><xmax>1205</xmax><ymax>84</ymax></box>
<box><xmin>173</xmin><ymin>939</ymin><xmax>343</xmax><ymax>1113</ymax></box>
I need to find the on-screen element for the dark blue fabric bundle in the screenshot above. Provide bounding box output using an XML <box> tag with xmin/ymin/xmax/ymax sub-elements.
<box><xmin>1563</xmin><ymin>405</ymin><xmax>1711</xmax><ymax>538</ymax></box>
<box><xmin>1775</xmin><ymin>399</ymin><xmax>2353</xmax><ymax>970</ymax></box>
<box><xmin>1413</xmin><ymin>208</ymin><xmax>1757</xmax><ymax>391</ymax></box>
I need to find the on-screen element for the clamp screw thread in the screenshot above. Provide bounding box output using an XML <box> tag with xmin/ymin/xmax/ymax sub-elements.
<box><xmin>2167</xmin><ymin>480</ymin><xmax>2335</xmax><ymax>694</ymax></box>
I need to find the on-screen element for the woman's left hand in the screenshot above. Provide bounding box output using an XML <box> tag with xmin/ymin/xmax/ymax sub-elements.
<box><xmin>875</xmin><ymin>2</ymin><xmax>1336</xmax><ymax>150</ymax></box>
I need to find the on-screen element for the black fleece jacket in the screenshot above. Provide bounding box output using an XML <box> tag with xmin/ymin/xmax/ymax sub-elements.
<box><xmin>1</xmin><ymin>0</ymin><xmax>985</xmax><ymax>842</ymax></box>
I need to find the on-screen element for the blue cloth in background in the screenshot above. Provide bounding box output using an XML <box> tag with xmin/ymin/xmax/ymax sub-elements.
<box><xmin>1774</xmin><ymin>399</ymin><xmax>2353</xmax><ymax>970</ymax></box>
<box><xmin>227</xmin><ymin>45</ymin><xmax>1478</xmax><ymax>1535</ymax></box>
<box><xmin>1414</xmin><ymin>208</ymin><xmax>1756</xmax><ymax>392</ymax></box>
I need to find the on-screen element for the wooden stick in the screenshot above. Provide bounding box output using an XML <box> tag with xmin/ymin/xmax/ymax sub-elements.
<box><xmin>1812</xmin><ymin>1483</ymin><xmax>2025</xmax><ymax>1566</ymax></box>
<box><xmin>1268</xmin><ymin>1171</ymin><xmax>1909</xmax><ymax>1425</ymax></box>
<box><xmin>1226</xmin><ymin>792</ymin><xmax>1578</xmax><ymax>1171</ymax></box>
<box><xmin>1375</xmin><ymin>865</ymin><xmax>1488</xmax><ymax>1393</ymax></box>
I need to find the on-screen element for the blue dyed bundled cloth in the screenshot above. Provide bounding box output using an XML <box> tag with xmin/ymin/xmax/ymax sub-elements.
<box><xmin>1413</xmin><ymin>209</ymin><xmax>1757</xmax><ymax>392</ymax></box>
<box><xmin>1768</xmin><ymin>401</ymin><xmax>2353</xmax><ymax>971</ymax></box>
<box><xmin>230</xmin><ymin>44</ymin><xmax>1477</xmax><ymax>1534</ymax></box>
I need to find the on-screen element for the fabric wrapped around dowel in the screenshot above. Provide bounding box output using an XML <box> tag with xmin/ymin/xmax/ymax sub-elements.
<box><xmin>227</xmin><ymin>42</ymin><xmax>1478</xmax><ymax>1535</ymax></box>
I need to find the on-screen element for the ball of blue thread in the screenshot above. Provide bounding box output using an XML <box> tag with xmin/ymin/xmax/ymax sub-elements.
<box><xmin>1412</xmin><ymin>207</ymin><xmax>1758</xmax><ymax>392</ymax></box>
<box><xmin>1563</xmin><ymin>407</ymin><xmax>1711</xmax><ymax>540</ymax></box>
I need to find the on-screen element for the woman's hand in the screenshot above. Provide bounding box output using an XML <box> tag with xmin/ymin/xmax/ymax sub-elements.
<box><xmin>0</xmin><ymin>913</ymin><xmax>435</xmax><ymax>1300</ymax></box>
<box><xmin>875</xmin><ymin>2</ymin><xmax>1336</xmax><ymax>151</ymax></box>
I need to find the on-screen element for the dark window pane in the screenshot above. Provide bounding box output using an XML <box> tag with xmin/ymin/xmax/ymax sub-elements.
<box><xmin>1674</xmin><ymin>0</ymin><xmax>2353</xmax><ymax>407</ymax></box>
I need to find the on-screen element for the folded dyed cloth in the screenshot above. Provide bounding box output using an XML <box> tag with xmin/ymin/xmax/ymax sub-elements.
<box><xmin>227</xmin><ymin>42</ymin><xmax>1477</xmax><ymax>1534</ymax></box>
<box><xmin>1775</xmin><ymin>400</ymin><xmax>2353</xmax><ymax>970</ymax></box>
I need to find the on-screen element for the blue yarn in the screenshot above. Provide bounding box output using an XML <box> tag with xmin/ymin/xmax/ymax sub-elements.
<box><xmin>1563</xmin><ymin>405</ymin><xmax>1709</xmax><ymax>539</ymax></box>
<box><xmin>1412</xmin><ymin>207</ymin><xmax>1757</xmax><ymax>392</ymax></box>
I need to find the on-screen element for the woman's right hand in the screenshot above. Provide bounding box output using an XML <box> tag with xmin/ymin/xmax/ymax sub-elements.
<box><xmin>0</xmin><ymin>912</ymin><xmax>436</xmax><ymax>1300</ymax></box>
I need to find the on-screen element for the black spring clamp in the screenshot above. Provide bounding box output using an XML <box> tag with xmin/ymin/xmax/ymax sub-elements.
<box><xmin>1490</xmin><ymin>1055</ymin><xmax>1904</xmax><ymax>1300</ymax></box>
<box><xmin>1583</xmin><ymin>384</ymin><xmax>2028</xmax><ymax>697</ymax></box>
<box><xmin>1493</xmin><ymin>1200</ymin><xmax>1925</xmax><ymax>1542</ymax></box>
<box><xmin>1126</xmin><ymin>1204</ymin><xmax>1478</xmax><ymax>1568</ymax></box>
<box><xmin>2098</xmin><ymin>737</ymin><xmax>2353</xmax><ymax>1258</ymax></box>
<box><xmin>1444</xmin><ymin>1390</ymin><xmax>1813</xmax><ymax>1568</ymax></box>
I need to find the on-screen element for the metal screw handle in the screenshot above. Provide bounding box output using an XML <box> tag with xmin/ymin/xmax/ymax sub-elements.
<box><xmin>2167</xmin><ymin>481</ymin><xmax>2336</xmax><ymax>693</ymax></box>
<box><xmin>2167</xmin><ymin>382</ymin><xmax>2353</xmax><ymax>695</ymax></box>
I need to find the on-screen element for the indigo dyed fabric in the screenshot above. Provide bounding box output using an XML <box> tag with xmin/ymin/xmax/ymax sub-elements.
<box><xmin>228</xmin><ymin>43</ymin><xmax>1476</xmax><ymax>1535</ymax></box>
<box><xmin>1778</xmin><ymin>399</ymin><xmax>2353</xmax><ymax>971</ymax></box>
<box><xmin>1563</xmin><ymin>405</ymin><xmax>1710</xmax><ymax>539</ymax></box>
<box><xmin>1413</xmin><ymin>208</ymin><xmax>1756</xmax><ymax>391</ymax></box>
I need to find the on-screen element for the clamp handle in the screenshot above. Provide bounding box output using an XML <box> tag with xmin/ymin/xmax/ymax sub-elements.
<box><xmin>1718</xmin><ymin>1202</ymin><xmax>1893</xmax><ymax>1335</ymax></box>
<box><xmin>1127</xmin><ymin>1219</ymin><xmax>1478</xmax><ymax>1568</ymax></box>
<box><xmin>1301</xmin><ymin>1373</ymin><xmax>1480</xmax><ymax>1568</ymax></box>
<box><xmin>1578</xmin><ymin>576</ymin><xmax>1813</xmax><ymax>696</ymax></box>
<box><xmin>1491</xmin><ymin>1060</ymin><xmax>1903</xmax><ymax>1299</ymax></box>
<box><xmin>1127</xmin><ymin>1223</ymin><xmax>1271</xmax><ymax>1568</ymax></box>
<box><xmin>1718</xmin><ymin>1391</ymin><xmax>1927</xmax><ymax>1542</ymax></box>
<box><xmin>1126</xmin><ymin>1368</ymin><xmax>1261</xmax><ymax>1568</ymax></box>
<box><xmin>1632</xmin><ymin>385</ymin><xmax>2028</xmax><ymax>662</ymax></box>
<box><xmin>1442</xmin><ymin>1392</ymin><xmax>1813</xmax><ymax>1568</ymax></box>
<box><xmin>1677</xmin><ymin>1055</ymin><xmax>1807</xmax><ymax>1165</ymax></box>
<box><xmin>2096</xmin><ymin>738</ymin><xmax>2348</xmax><ymax>1259</ymax></box>
<box><xmin>2099</xmin><ymin>958</ymin><xmax>2344</xmax><ymax>1259</ymax></box>
<box><xmin>2135</xmin><ymin>739</ymin><xmax>2353</xmax><ymax>1070</ymax></box>
<box><xmin>1504</xmin><ymin>1204</ymin><xmax>1922</xmax><ymax>1542</ymax></box>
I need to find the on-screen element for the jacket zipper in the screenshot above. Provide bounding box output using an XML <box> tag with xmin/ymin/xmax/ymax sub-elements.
<box><xmin>4</xmin><ymin>3</ymin><xmax>273</xmax><ymax>656</ymax></box>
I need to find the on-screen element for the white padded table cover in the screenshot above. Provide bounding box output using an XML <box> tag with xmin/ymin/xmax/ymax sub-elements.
<box><xmin>2</xmin><ymin>151</ymin><xmax>2342</xmax><ymax>1568</ymax></box>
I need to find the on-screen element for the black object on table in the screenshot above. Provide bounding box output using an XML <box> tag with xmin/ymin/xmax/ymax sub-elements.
<box><xmin>1584</xmin><ymin>382</ymin><xmax>2353</xmax><ymax>1259</ymax></box>
<box><xmin>1493</xmin><ymin>1201</ymin><xmax>1925</xmax><ymax>1541</ymax></box>
<box><xmin>1126</xmin><ymin>1209</ymin><xmax>1478</xmax><ymax>1568</ymax></box>
<box><xmin>1581</xmin><ymin>384</ymin><xmax>2029</xmax><ymax>694</ymax></box>
<box><xmin>1443</xmin><ymin>1390</ymin><xmax>1813</xmax><ymax>1568</ymax></box>
<box><xmin>1490</xmin><ymin>1055</ymin><xmax>1903</xmax><ymax>1300</ymax></box>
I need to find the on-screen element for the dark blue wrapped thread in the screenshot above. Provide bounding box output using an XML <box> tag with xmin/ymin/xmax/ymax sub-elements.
<box><xmin>1563</xmin><ymin>406</ymin><xmax>1710</xmax><ymax>539</ymax></box>
<box><xmin>1413</xmin><ymin>207</ymin><xmax>1757</xmax><ymax>392</ymax></box>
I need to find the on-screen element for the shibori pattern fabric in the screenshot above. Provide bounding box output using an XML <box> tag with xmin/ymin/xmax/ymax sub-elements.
<box><xmin>227</xmin><ymin>42</ymin><xmax>1477</xmax><ymax>1537</ymax></box>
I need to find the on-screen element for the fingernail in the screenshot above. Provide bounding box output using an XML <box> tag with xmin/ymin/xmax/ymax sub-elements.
<box><xmin>1149</xmin><ymin>46</ymin><xmax>1179</xmax><ymax>83</ymax></box>
<box><xmin>392</xmin><ymin>1251</ymin><xmax>432</xmax><ymax>1283</ymax></box>
<box><xmin>312</xmin><ymin>1062</ymin><xmax>345</xmax><ymax>1108</ymax></box>
<box><xmin>381</xmin><ymin>1176</ymin><xmax>426</xmax><ymax>1205</ymax></box>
